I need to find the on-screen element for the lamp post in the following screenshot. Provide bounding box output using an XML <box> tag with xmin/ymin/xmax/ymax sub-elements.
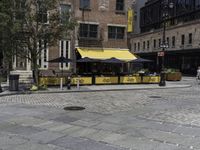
<box><xmin>159</xmin><ymin>0</ymin><xmax>174</xmax><ymax>86</ymax></box>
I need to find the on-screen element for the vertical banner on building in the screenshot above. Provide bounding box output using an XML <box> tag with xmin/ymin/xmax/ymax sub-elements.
<box><xmin>127</xmin><ymin>9</ymin><xmax>134</xmax><ymax>32</ymax></box>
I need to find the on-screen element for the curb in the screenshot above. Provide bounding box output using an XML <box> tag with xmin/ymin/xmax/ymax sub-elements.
<box><xmin>0</xmin><ymin>84</ymin><xmax>192</xmax><ymax>97</ymax></box>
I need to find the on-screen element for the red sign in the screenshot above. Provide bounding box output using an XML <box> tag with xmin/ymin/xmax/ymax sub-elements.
<box><xmin>158</xmin><ymin>51</ymin><xmax>165</xmax><ymax>57</ymax></box>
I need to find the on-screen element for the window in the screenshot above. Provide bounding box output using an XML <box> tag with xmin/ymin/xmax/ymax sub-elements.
<box><xmin>80</xmin><ymin>0</ymin><xmax>90</xmax><ymax>9</ymax></box>
<box><xmin>147</xmin><ymin>40</ymin><xmax>150</xmax><ymax>49</ymax></box>
<box><xmin>172</xmin><ymin>36</ymin><xmax>175</xmax><ymax>47</ymax></box>
<box><xmin>138</xmin><ymin>42</ymin><xmax>140</xmax><ymax>50</ymax></box>
<box><xmin>143</xmin><ymin>41</ymin><xmax>146</xmax><ymax>50</ymax></box>
<box><xmin>166</xmin><ymin>37</ymin><xmax>170</xmax><ymax>48</ymax></box>
<box><xmin>116</xmin><ymin>0</ymin><xmax>124</xmax><ymax>11</ymax></box>
<box><xmin>59</xmin><ymin>40</ymin><xmax>70</xmax><ymax>69</ymax></box>
<box><xmin>38</xmin><ymin>40</ymin><xmax>48</xmax><ymax>69</ymax></box>
<box><xmin>37</xmin><ymin>0</ymin><xmax>48</xmax><ymax>23</ymax></box>
<box><xmin>134</xmin><ymin>43</ymin><xmax>136</xmax><ymax>51</ymax></box>
<box><xmin>60</xmin><ymin>4</ymin><xmax>71</xmax><ymax>24</ymax></box>
<box><xmin>189</xmin><ymin>33</ymin><xmax>192</xmax><ymax>44</ymax></box>
<box><xmin>181</xmin><ymin>34</ymin><xmax>185</xmax><ymax>45</ymax></box>
<box><xmin>153</xmin><ymin>39</ymin><xmax>156</xmax><ymax>48</ymax></box>
<box><xmin>108</xmin><ymin>26</ymin><xmax>125</xmax><ymax>39</ymax></box>
<box><xmin>79</xmin><ymin>23</ymin><xmax>98</xmax><ymax>38</ymax></box>
<box><xmin>14</xmin><ymin>0</ymin><xmax>26</xmax><ymax>20</ymax></box>
<box><xmin>158</xmin><ymin>39</ymin><xmax>161</xmax><ymax>48</ymax></box>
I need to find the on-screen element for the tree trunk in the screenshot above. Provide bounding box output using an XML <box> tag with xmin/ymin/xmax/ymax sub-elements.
<box><xmin>32</xmin><ymin>58</ymin><xmax>39</xmax><ymax>85</ymax></box>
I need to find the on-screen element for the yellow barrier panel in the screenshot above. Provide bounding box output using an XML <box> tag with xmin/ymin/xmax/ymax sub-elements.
<box><xmin>142</xmin><ymin>76</ymin><xmax>160</xmax><ymax>83</ymax></box>
<box><xmin>120</xmin><ymin>76</ymin><xmax>141</xmax><ymax>84</ymax></box>
<box><xmin>71</xmin><ymin>77</ymin><xmax>92</xmax><ymax>85</ymax></box>
<box><xmin>95</xmin><ymin>77</ymin><xmax>118</xmax><ymax>84</ymax></box>
<box><xmin>39</xmin><ymin>77</ymin><xmax>66</xmax><ymax>86</ymax></box>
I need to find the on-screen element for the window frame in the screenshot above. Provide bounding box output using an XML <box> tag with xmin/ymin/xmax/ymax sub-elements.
<box><xmin>59</xmin><ymin>40</ymin><xmax>70</xmax><ymax>70</ymax></box>
<box><xmin>116</xmin><ymin>0</ymin><xmax>124</xmax><ymax>11</ymax></box>
<box><xmin>108</xmin><ymin>26</ymin><xmax>125</xmax><ymax>40</ymax></box>
<box><xmin>79</xmin><ymin>23</ymin><xmax>98</xmax><ymax>39</ymax></box>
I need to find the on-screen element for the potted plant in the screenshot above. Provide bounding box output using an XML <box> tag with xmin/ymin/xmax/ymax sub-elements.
<box><xmin>165</xmin><ymin>68</ymin><xmax>182</xmax><ymax>81</ymax></box>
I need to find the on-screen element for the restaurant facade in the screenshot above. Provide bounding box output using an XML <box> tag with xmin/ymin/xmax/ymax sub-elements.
<box><xmin>11</xmin><ymin>0</ymin><xmax>144</xmax><ymax>84</ymax></box>
<box><xmin>130</xmin><ymin>0</ymin><xmax>200</xmax><ymax>75</ymax></box>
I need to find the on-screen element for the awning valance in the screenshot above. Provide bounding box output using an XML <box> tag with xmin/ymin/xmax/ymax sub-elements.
<box><xmin>77</xmin><ymin>48</ymin><xmax>137</xmax><ymax>61</ymax></box>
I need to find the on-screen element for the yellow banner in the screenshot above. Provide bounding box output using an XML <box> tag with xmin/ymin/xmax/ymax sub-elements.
<box><xmin>127</xmin><ymin>9</ymin><xmax>134</xmax><ymax>32</ymax></box>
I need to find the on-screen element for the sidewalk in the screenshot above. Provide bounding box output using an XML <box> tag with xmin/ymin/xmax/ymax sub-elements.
<box><xmin>0</xmin><ymin>77</ymin><xmax>193</xmax><ymax>97</ymax></box>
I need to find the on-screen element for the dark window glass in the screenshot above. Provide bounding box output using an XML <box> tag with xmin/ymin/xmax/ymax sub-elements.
<box><xmin>181</xmin><ymin>34</ymin><xmax>185</xmax><ymax>45</ymax></box>
<box><xmin>153</xmin><ymin>39</ymin><xmax>156</xmax><ymax>48</ymax></box>
<box><xmin>147</xmin><ymin>40</ymin><xmax>150</xmax><ymax>49</ymax></box>
<box><xmin>116</xmin><ymin>0</ymin><xmax>124</xmax><ymax>11</ymax></box>
<box><xmin>37</xmin><ymin>0</ymin><xmax>48</xmax><ymax>23</ymax></box>
<box><xmin>79</xmin><ymin>24</ymin><xmax>98</xmax><ymax>38</ymax></box>
<box><xmin>166</xmin><ymin>37</ymin><xmax>169</xmax><ymax>47</ymax></box>
<box><xmin>108</xmin><ymin>26</ymin><xmax>125</xmax><ymax>39</ymax></box>
<box><xmin>172</xmin><ymin>36</ymin><xmax>175</xmax><ymax>47</ymax></box>
<box><xmin>15</xmin><ymin>0</ymin><xmax>26</xmax><ymax>20</ymax></box>
<box><xmin>60</xmin><ymin>4</ymin><xmax>71</xmax><ymax>24</ymax></box>
<box><xmin>189</xmin><ymin>33</ymin><xmax>192</xmax><ymax>44</ymax></box>
<box><xmin>138</xmin><ymin>42</ymin><xmax>140</xmax><ymax>50</ymax></box>
<box><xmin>158</xmin><ymin>39</ymin><xmax>161</xmax><ymax>47</ymax></box>
<box><xmin>134</xmin><ymin>43</ymin><xmax>136</xmax><ymax>51</ymax></box>
<box><xmin>143</xmin><ymin>41</ymin><xmax>146</xmax><ymax>50</ymax></box>
<box><xmin>80</xmin><ymin>0</ymin><xmax>90</xmax><ymax>9</ymax></box>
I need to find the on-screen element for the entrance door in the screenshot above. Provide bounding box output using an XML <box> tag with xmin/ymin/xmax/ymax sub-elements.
<box><xmin>15</xmin><ymin>56</ymin><xmax>27</xmax><ymax>70</ymax></box>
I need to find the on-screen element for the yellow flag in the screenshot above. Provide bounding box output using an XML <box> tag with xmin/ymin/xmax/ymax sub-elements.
<box><xmin>128</xmin><ymin>9</ymin><xmax>134</xmax><ymax>32</ymax></box>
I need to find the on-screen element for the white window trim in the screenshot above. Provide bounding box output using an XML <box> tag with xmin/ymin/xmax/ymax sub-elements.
<box><xmin>59</xmin><ymin>40</ymin><xmax>71</xmax><ymax>70</ymax></box>
<box><xmin>37</xmin><ymin>40</ymin><xmax>49</xmax><ymax>70</ymax></box>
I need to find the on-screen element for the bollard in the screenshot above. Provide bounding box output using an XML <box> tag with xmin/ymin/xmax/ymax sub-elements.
<box><xmin>60</xmin><ymin>78</ymin><xmax>63</xmax><ymax>90</ymax></box>
<box><xmin>77</xmin><ymin>78</ymin><xmax>80</xmax><ymax>89</ymax></box>
<box><xmin>67</xmin><ymin>76</ymin><xmax>71</xmax><ymax>90</ymax></box>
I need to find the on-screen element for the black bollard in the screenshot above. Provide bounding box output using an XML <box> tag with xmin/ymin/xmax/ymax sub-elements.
<box><xmin>67</xmin><ymin>76</ymin><xmax>71</xmax><ymax>90</ymax></box>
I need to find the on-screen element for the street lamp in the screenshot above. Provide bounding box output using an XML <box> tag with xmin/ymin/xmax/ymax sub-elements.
<box><xmin>159</xmin><ymin>0</ymin><xmax>174</xmax><ymax>86</ymax></box>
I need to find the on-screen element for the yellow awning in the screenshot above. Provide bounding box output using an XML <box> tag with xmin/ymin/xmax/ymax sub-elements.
<box><xmin>77</xmin><ymin>48</ymin><xmax>137</xmax><ymax>61</ymax></box>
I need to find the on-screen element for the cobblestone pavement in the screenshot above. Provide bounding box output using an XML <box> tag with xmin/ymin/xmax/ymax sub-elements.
<box><xmin>0</xmin><ymin>77</ymin><xmax>200</xmax><ymax>149</ymax></box>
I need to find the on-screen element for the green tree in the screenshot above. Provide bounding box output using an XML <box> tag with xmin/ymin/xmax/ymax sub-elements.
<box><xmin>11</xmin><ymin>0</ymin><xmax>77</xmax><ymax>84</ymax></box>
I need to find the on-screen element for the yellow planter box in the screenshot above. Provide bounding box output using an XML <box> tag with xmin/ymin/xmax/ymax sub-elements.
<box><xmin>95</xmin><ymin>77</ymin><xmax>118</xmax><ymax>84</ymax></box>
<box><xmin>120</xmin><ymin>76</ymin><xmax>141</xmax><ymax>84</ymax></box>
<box><xmin>142</xmin><ymin>76</ymin><xmax>160</xmax><ymax>83</ymax></box>
<box><xmin>166</xmin><ymin>72</ymin><xmax>182</xmax><ymax>81</ymax></box>
<box><xmin>71</xmin><ymin>77</ymin><xmax>92</xmax><ymax>85</ymax></box>
<box><xmin>39</xmin><ymin>77</ymin><xmax>66</xmax><ymax>86</ymax></box>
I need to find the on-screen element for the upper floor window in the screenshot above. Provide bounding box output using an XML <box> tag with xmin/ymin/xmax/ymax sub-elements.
<box><xmin>138</xmin><ymin>42</ymin><xmax>140</xmax><ymax>50</ymax></box>
<box><xmin>189</xmin><ymin>33</ymin><xmax>192</xmax><ymax>44</ymax></box>
<box><xmin>143</xmin><ymin>41</ymin><xmax>146</xmax><ymax>50</ymax></box>
<box><xmin>158</xmin><ymin>38</ymin><xmax>161</xmax><ymax>48</ymax></box>
<box><xmin>14</xmin><ymin>0</ymin><xmax>26</xmax><ymax>20</ymax></box>
<box><xmin>108</xmin><ymin>26</ymin><xmax>125</xmax><ymax>39</ymax></box>
<box><xmin>116</xmin><ymin>0</ymin><xmax>124</xmax><ymax>11</ymax></box>
<box><xmin>79</xmin><ymin>23</ymin><xmax>98</xmax><ymax>38</ymax></box>
<box><xmin>80</xmin><ymin>0</ymin><xmax>90</xmax><ymax>9</ymax></box>
<box><xmin>172</xmin><ymin>36</ymin><xmax>175</xmax><ymax>47</ymax></box>
<box><xmin>147</xmin><ymin>40</ymin><xmax>150</xmax><ymax>49</ymax></box>
<box><xmin>37</xmin><ymin>0</ymin><xmax>48</xmax><ymax>23</ymax></box>
<box><xmin>153</xmin><ymin>39</ymin><xmax>156</xmax><ymax>48</ymax></box>
<box><xmin>60</xmin><ymin>4</ymin><xmax>71</xmax><ymax>24</ymax></box>
<box><xmin>166</xmin><ymin>37</ymin><xmax>170</xmax><ymax>48</ymax></box>
<box><xmin>134</xmin><ymin>43</ymin><xmax>136</xmax><ymax>51</ymax></box>
<box><xmin>181</xmin><ymin>34</ymin><xmax>185</xmax><ymax>45</ymax></box>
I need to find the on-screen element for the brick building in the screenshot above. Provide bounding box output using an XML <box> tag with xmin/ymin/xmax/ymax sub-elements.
<box><xmin>130</xmin><ymin>0</ymin><xmax>200</xmax><ymax>75</ymax></box>
<box><xmin>11</xmin><ymin>0</ymin><xmax>135</xmax><ymax>82</ymax></box>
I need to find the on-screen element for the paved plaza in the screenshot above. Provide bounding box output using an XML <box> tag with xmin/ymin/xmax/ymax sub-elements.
<box><xmin>0</xmin><ymin>77</ymin><xmax>200</xmax><ymax>150</ymax></box>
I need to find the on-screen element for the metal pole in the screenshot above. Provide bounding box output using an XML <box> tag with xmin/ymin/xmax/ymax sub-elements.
<box><xmin>159</xmin><ymin>2</ymin><xmax>167</xmax><ymax>86</ymax></box>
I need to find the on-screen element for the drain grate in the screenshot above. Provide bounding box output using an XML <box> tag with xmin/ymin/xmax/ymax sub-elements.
<box><xmin>149</xmin><ymin>96</ymin><xmax>162</xmax><ymax>98</ymax></box>
<box><xmin>64</xmin><ymin>106</ymin><xmax>85</xmax><ymax>111</ymax></box>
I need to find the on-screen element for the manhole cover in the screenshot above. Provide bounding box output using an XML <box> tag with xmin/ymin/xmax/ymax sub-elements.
<box><xmin>64</xmin><ymin>106</ymin><xmax>85</xmax><ymax>111</ymax></box>
<box><xmin>149</xmin><ymin>96</ymin><xmax>162</xmax><ymax>98</ymax></box>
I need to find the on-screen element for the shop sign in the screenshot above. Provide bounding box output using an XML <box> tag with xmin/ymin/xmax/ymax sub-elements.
<box><xmin>157</xmin><ymin>51</ymin><xmax>165</xmax><ymax>57</ymax></box>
